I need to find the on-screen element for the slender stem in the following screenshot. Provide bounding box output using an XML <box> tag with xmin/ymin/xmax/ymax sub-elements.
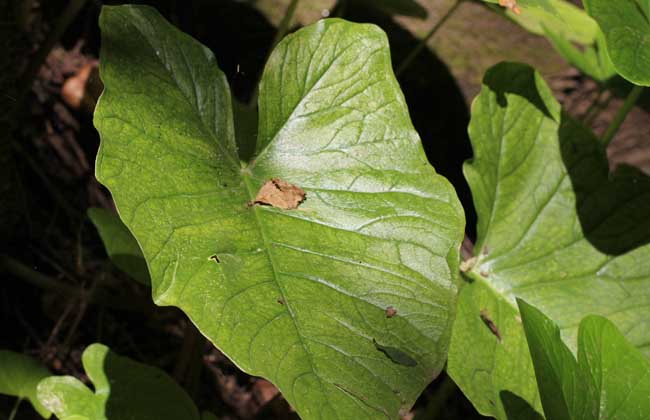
<box><xmin>396</xmin><ymin>0</ymin><xmax>462</xmax><ymax>77</ymax></box>
<box><xmin>0</xmin><ymin>254</ymin><xmax>158</xmax><ymax>313</ymax></box>
<box><xmin>0</xmin><ymin>254</ymin><xmax>78</xmax><ymax>296</ymax></box>
<box><xmin>8</xmin><ymin>398</ymin><xmax>23</xmax><ymax>420</ymax></box>
<box><xmin>601</xmin><ymin>85</ymin><xmax>644</xmax><ymax>147</ymax></box>
<box><xmin>16</xmin><ymin>0</ymin><xmax>89</xmax><ymax>104</ymax></box>
<box><xmin>271</xmin><ymin>0</ymin><xmax>300</xmax><ymax>53</ymax></box>
<box><xmin>413</xmin><ymin>374</ymin><xmax>457</xmax><ymax>420</ymax></box>
<box><xmin>249</xmin><ymin>0</ymin><xmax>300</xmax><ymax>106</ymax></box>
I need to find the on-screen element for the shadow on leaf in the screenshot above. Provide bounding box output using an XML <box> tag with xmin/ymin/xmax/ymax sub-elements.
<box><xmin>499</xmin><ymin>391</ymin><xmax>544</xmax><ymax>420</ymax></box>
<box><xmin>559</xmin><ymin>115</ymin><xmax>650</xmax><ymax>255</ymax></box>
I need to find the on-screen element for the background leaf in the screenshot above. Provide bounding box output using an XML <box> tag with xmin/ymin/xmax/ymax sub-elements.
<box><xmin>486</xmin><ymin>0</ymin><xmax>599</xmax><ymax>44</ymax></box>
<box><xmin>95</xmin><ymin>5</ymin><xmax>464</xmax><ymax>419</ymax></box>
<box><xmin>0</xmin><ymin>350</ymin><xmax>51</xmax><ymax>418</ymax></box>
<box><xmin>447</xmin><ymin>62</ymin><xmax>650</xmax><ymax>419</ymax></box>
<box><xmin>37</xmin><ymin>343</ymin><xmax>200</xmax><ymax>420</ymax></box>
<box><xmin>88</xmin><ymin>207</ymin><xmax>150</xmax><ymax>285</ymax></box>
<box><xmin>519</xmin><ymin>300</ymin><xmax>650</xmax><ymax>420</ymax></box>
<box><xmin>583</xmin><ymin>0</ymin><xmax>650</xmax><ymax>86</ymax></box>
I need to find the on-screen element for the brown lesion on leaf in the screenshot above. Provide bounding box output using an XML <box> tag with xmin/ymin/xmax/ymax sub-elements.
<box><xmin>277</xmin><ymin>297</ymin><xmax>284</xmax><ymax>305</ymax></box>
<box><xmin>499</xmin><ymin>0</ymin><xmax>521</xmax><ymax>15</ymax></box>
<box><xmin>250</xmin><ymin>178</ymin><xmax>306</xmax><ymax>210</ymax></box>
<box><xmin>480</xmin><ymin>309</ymin><xmax>502</xmax><ymax>342</ymax></box>
<box><xmin>385</xmin><ymin>306</ymin><xmax>397</xmax><ymax>318</ymax></box>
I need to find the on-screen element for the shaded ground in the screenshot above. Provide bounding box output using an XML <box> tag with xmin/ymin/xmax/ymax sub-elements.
<box><xmin>1</xmin><ymin>0</ymin><xmax>648</xmax><ymax>419</ymax></box>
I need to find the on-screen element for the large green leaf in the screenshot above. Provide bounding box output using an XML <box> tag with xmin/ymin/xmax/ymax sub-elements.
<box><xmin>94</xmin><ymin>5</ymin><xmax>464</xmax><ymax>419</ymax></box>
<box><xmin>37</xmin><ymin>343</ymin><xmax>200</xmax><ymax>419</ymax></box>
<box><xmin>519</xmin><ymin>300</ymin><xmax>650</xmax><ymax>420</ymax></box>
<box><xmin>0</xmin><ymin>350</ymin><xmax>51</xmax><ymax>418</ymax></box>
<box><xmin>583</xmin><ymin>0</ymin><xmax>650</xmax><ymax>86</ymax></box>
<box><xmin>447</xmin><ymin>62</ymin><xmax>650</xmax><ymax>419</ymax></box>
<box><xmin>88</xmin><ymin>207</ymin><xmax>150</xmax><ymax>285</ymax></box>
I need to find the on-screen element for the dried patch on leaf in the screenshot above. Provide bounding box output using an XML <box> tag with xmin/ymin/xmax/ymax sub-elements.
<box><xmin>460</xmin><ymin>257</ymin><xmax>478</xmax><ymax>272</ymax></box>
<box><xmin>253</xmin><ymin>178</ymin><xmax>306</xmax><ymax>210</ymax></box>
<box><xmin>385</xmin><ymin>306</ymin><xmax>397</xmax><ymax>318</ymax></box>
<box><xmin>480</xmin><ymin>309</ymin><xmax>502</xmax><ymax>342</ymax></box>
<box><xmin>499</xmin><ymin>0</ymin><xmax>521</xmax><ymax>14</ymax></box>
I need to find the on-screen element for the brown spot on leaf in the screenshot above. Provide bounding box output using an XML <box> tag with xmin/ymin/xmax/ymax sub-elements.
<box><xmin>499</xmin><ymin>0</ymin><xmax>521</xmax><ymax>14</ymax></box>
<box><xmin>252</xmin><ymin>178</ymin><xmax>306</xmax><ymax>210</ymax></box>
<box><xmin>385</xmin><ymin>306</ymin><xmax>397</xmax><ymax>318</ymax></box>
<box><xmin>480</xmin><ymin>309</ymin><xmax>502</xmax><ymax>342</ymax></box>
<box><xmin>209</xmin><ymin>255</ymin><xmax>220</xmax><ymax>263</ymax></box>
<box><xmin>277</xmin><ymin>297</ymin><xmax>284</xmax><ymax>305</ymax></box>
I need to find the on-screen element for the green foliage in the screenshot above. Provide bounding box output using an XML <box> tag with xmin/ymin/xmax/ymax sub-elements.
<box><xmin>542</xmin><ymin>28</ymin><xmax>615</xmax><ymax>83</ymax></box>
<box><xmin>493</xmin><ymin>0</ymin><xmax>599</xmax><ymax>44</ymax></box>
<box><xmin>88</xmin><ymin>207</ymin><xmax>150</xmax><ymax>285</ymax></box>
<box><xmin>0</xmin><ymin>350</ymin><xmax>51</xmax><ymax>418</ymax></box>
<box><xmin>583</xmin><ymin>0</ymin><xmax>650</xmax><ymax>86</ymax></box>
<box><xmin>519</xmin><ymin>299</ymin><xmax>650</xmax><ymax>420</ymax></box>
<box><xmin>94</xmin><ymin>5</ymin><xmax>464</xmax><ymax>419</ymax></box>
<box><xmin>37</xmin><ymin>343</ymin><xmax>201</xmax><ymax>420</ymax></box>
<box><xmin>447</xmin><ymin>62</ymin><xmax>650</xmax><ymax>419</ymax></box>
<box><xmin>486</xmin><ymin>0</ymin><xmax>615</xmax><ymax>82</ymax></box>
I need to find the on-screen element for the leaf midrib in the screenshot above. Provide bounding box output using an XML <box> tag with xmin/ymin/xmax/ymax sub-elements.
<box><xmin>240</xmin><ymin>171</ymin><xmax>323</xmax><ymax>402</ymax></box>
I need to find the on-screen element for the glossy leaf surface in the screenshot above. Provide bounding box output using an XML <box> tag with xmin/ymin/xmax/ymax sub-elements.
<box><xmin>95</xmin><ymin>5</ymin><xmax>464</xmax><ymax>419</ymax></box>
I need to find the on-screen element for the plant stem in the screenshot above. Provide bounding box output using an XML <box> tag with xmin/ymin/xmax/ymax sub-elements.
<box><xmin>0</xmin><ymin>254</ymin><xmax>157</xmax><ymax>313</ymax></box>
<box><xmin>249</xmin><ymin>0</ymin><xmax>300</xmax><ymax>106</ymax></box>
<box><xmin>396</xmin><ymin>0</ymin><xmax>462</xmax><ymax>77</ymax></box>
<box><xmin>8</xmin><ymin>398</ymin><xmax>23</xmax><ymax>420</ymax></box>
<box><xmin>16</xmin><ymin>0</ymin><xmax>89</xmax><ymax>104</ymax></box>
<box><xmin>0</xmin><ymin>254</ymin><xmax>78</xmax><ymax>296</ymax></box>
<box><xmin>600</xmin><ymin>85</ymin><xmax>644</xmax><ymax>147</ymax></box>
<box><xmin>271</xmin><ymin>0</ymin><xmax>300</xmax><ymax>54</ymax></box>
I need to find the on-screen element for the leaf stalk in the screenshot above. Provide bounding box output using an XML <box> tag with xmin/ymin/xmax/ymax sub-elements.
<box><xmin>600</xmin><ymin>84</ymin><xmax>644</xmax><ymax>148</ymax></box>
<box><xmin>396</xmin><ymin>0</ymin><xmax>463</xmax><ymax>77</ymax></box>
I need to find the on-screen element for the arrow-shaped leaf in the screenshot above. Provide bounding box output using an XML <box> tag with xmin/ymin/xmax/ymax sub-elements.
<box><xmin>447</xmin><ymin>62</ymin><xmax>650</xmax><ymax>419</ymax></box>
<box><xmin>94</xmin><ymin>5</ymin><xmax>464</xmax><ymax>419</ymax></box>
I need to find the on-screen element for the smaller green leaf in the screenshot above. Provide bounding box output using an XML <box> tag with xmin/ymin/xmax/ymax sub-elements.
<box><xmin>372</xmin><ymin>339</ymin><xmax>418</xmax><ymax>367</ymax></box>
<box><xmin>0</xmin><ymin>350</ymin><xmax>51</xmax><ymax>418</ymax></box>
<box><xmin>37</xmin><ymin>343</ymin><xmax>200</xmax><ymax>420</ymax></box>
<box><xmin>518</xmin><ymin>300</ymin><xmax>650</xmax><ymax>420</ymax></box>
<box><xmin>543</xmin><ymin>26</ymin><xmax>615</xmax><ymax>82</ymax></box>
<box><xmin>583</xmin><ymin>0</ymin><xmax>650</xmax><ymax>86</ymax></box>
<box><xmin>88</xmin><ymin>208</ymin><xmax>150</xmax><ymax>285</ymax></box>
<box><xmin>484</xmin><ymin>0</ymin><xmax>599</xmax><ymax>44</ymax></box>
<box><xmin>351</xmin><ymin>0</ymin><xmax>428</xmax><ymax>19</ymax></box>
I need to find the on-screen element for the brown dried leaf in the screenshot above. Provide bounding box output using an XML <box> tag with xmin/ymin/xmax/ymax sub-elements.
<box><xmin>499</xmin><ymin>0</ymin><xmax>521</xmax><ymax>15</ymax></box>
<box><xmin>253</xmin><ymin>178</ymin><xmax>306</xmax><ymax>210</ymax></box>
